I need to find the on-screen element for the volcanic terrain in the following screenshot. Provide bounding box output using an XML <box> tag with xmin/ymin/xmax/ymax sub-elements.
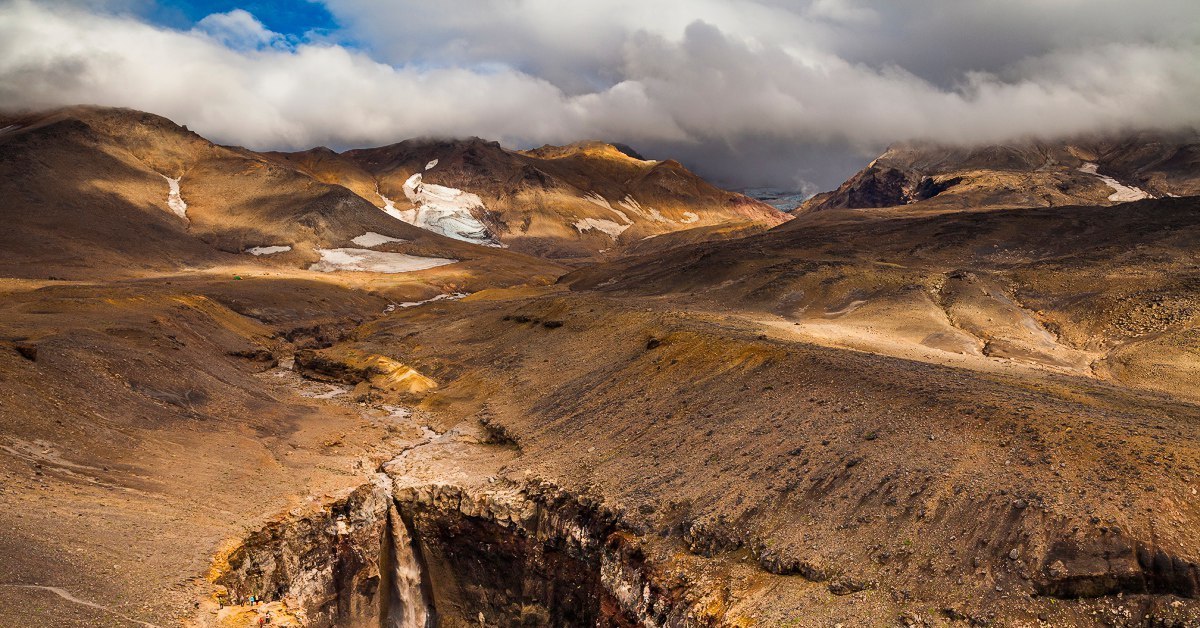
<box><xmin>0</xmin><ymin>108</ymin><xmax>1198</xmax><ymax>628</ymax></box>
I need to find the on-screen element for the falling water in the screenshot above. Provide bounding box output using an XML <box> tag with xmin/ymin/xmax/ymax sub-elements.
<box><xmin>387</xmin><ymin>506</ymin><xmax>433</xmax><ymax>628</ymax></box>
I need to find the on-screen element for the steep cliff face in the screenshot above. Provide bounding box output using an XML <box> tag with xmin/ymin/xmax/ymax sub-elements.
<box><xmin>389</xmin><ymin>481</ymin><xmax>713</xmax><ymax>628</ymax></box>
<box><xmin>204</xmin><ymin>471</ymin><xmax>723</xmax><ymax>628</ymax></box>
<box><xmin>210</xmin><ymin>479</ymin><xmax>398</xmax><ymax>627</ymax></box>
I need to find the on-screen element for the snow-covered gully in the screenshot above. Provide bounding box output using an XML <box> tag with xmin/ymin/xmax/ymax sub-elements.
<box><xmin>1078</xmin><ymin>162</ymin><xmax>1151</xmax><ymax>202</ymax></box>
<box><xmin>161</xmin><ymin>174</ymin><xmax>188</xmax><ymax>220</ymax></box>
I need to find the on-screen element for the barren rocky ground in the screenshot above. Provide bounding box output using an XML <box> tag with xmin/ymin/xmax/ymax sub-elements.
<box><xmin>1</xmin><ymin>110</ymin><xmax>1198</xmax><ymax>627</ymax></box>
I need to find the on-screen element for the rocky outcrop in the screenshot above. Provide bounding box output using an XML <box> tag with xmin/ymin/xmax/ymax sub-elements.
<box><xmin>295</xmin><ymin>348</ymin><xmax>437</xmax><ymax>395</ymax></box>
<box><xmin>390</xmin><ymin>480</ymin><xmax>716</xmax><ymax>627</ymax></box>
<box><xmin>209</xmin><ymin>477</ymin><xmax>399</xmax><ymax>627</ymax></box>
<box><xmin>1035</xmin><ymin>535</ymin><xmax>1200</xmax><ymax>600</ymax></box>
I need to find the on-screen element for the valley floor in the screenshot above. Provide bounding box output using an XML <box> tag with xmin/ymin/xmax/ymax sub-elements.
<box><xmin>2</xmin><ymin>201</ymin><xmax>1200</xmax><ymax>628</ymax></box>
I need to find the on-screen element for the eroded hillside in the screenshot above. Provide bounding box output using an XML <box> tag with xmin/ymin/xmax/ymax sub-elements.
<box><xmin>1</xmin><ymin>109</ymin><xmax>1199</xmax><ymax>627</ymax></box>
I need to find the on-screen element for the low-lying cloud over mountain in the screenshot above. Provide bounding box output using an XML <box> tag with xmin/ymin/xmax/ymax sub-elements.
<box><xmin>3</xmin><ymin>0</ymin><xmax>1198</xmax><ymax>189</ymax></box>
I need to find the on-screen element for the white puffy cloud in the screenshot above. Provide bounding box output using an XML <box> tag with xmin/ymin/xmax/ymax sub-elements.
<box><xmin>195</xmin><ymin>9</ymin><xmax>285</xmax><ymax>50</ymax></box>
<box><xmin>1</xmin><ymin>0</ymin><xmax>1198</xmax><ymax>189</ymax></box>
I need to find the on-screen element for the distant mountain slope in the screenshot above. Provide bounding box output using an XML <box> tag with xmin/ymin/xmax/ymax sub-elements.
<box><xmin>567</xmin><ymin>193</ymin><xmax>1200</xmax><ymax>403</ymax></box>
<box><xmin>800</xmin><ymin>133</ymin><xmax>1200</xmax><ymax>213</ymax></box>
<box><xmin>0</xmin><ymin>106</ymin><xmax>561</xmax><ymax>286</ymax></box>
<box><xmin>270</xmin><ymin>138</ymin><xmax>790</xmax><ymax>259</ymax></box>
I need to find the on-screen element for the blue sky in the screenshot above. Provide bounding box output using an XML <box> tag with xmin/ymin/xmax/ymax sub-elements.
<box><xmin>145</xmin><ymin>0</ymin><xmax>337</xmax><ymax>38</ymax></box>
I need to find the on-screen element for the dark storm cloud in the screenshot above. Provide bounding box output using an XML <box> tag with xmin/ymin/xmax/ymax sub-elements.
<box><xmin>2</xmin><ymin>0</ymin><xmax>1198</xmax><ymax>190</ymax></box>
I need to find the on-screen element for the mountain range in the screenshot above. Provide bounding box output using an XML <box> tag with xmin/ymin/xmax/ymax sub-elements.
<box><xmin>801</xmin><ymin>133</ymin><xmax>1200</xmax><ymax>213</ymax></box>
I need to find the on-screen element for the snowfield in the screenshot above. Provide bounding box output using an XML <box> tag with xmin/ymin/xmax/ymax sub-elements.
<box><xmin>246</xmin><ymin>245</ymin><xmax>291</xmax><ymax>255</ymax></box>
<box><xmin>162</xmin><ymin>175</ymin><xmax>187</xmax><ymax>220</ymax></box>
<box><xmin>397</xmin><ymin>173</ymin><xmax>503</xmax><ymax>247</ymax></box>
<box><xmin>573</xmin><ymin>218</ymin><xmax>630</xmax><ymax>239</ymax></box>
<box><xmin>1078</xmin><ymin>162</ymin><xmax>1151</xmax><ymax>202</ymax></box>
<box><xmin>309</xmin><ymin>248</ymin><xmax>457</xmax><ymax>273</ymax></box>
<box><xmin>351</xmin><ymin>232</ymin><xmax>406</xmax><ymax>248</ymax></box>
<box><xmin>680</xmin><ymin>211</ymin><xmax>699</xmax><ymax>224</ymax></box>
<box><xmin>425</xmin><ymin>159</ymin><xmax>439</xmax><ymax>171</ymax></box>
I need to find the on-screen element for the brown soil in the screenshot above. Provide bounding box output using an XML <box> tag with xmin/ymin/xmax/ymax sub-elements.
<box><xmin>2</xmin><ymin>108</ymin><xmax>1199</xmax><ymax>627</ymax></box>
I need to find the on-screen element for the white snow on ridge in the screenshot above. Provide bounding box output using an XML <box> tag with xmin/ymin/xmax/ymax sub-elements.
<box><xmin>162</xmin><ymin>175</ymin><xmax>187</xmax><ymax>220</ymax></box>
<box><xmin>584</xmin><ymin>192</ymin><xmax>614</xmax><ymax>210</ymax></box>
<box><xmin>399</xmin><ymin>173</ymin><xmax>503</xmax><ymax>247</ymax></box>
<box><xmin>425</xmin><ymin>159</ymin><xmax>439</xmax><ymax>171</ymax></box>
<box><xmin>352</xmin><ymin>232</ymin><xmax>406</xmax><ymax>248</ymax></box>
<box><xmin>573</xmin><ymin>218</ymin><xmax>629</xmax><ymax>239</ymax></box>
<box><xmin>309</xmin><ymin>248</ymin><xmax>457</xmax><ymax>273</ymax></box>
<box><xmin>584</xmin><ymin>192</ymin><xmax>632</xmax><ymax>224</ymax></box>
<box><xmin>680</xmin><ymin>211</ymin><xmax>699</xmax><ymax>224</ymax></box>
<box><xmin>618</xmin><ymin>195</ymin><xmax>671</xmax><ymax>223</ymax></box>
<box><xmin>0</xmin><ymin>124</ymin><xmax>21</xmax><ymax>135</ymax></box>
<box><xmin>246</xmin><ymin>245</ymin><xmax>291</xmax><ymax>255</ymax></box>
<box><xmin>1078</xmin><ymin>162</ymin><xmax>1151</xmax><ymax>202</ymax></box>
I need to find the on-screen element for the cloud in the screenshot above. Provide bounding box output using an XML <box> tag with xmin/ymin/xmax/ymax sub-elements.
<box><xmin>194</xmin><ymin>9</ymin><xmax>286</xmax><ymax>50</ymax></box>
<box><xmin>0</xmin><ymin>0</ymin><xmax>1198</xmax><ymax>190</ymax></box>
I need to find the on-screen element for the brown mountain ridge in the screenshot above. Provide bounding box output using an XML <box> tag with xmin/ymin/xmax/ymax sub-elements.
<box><xmin>801</xmin><ymin>132</ymin><xmax>1200</xmax><ymax>213</ymax></box>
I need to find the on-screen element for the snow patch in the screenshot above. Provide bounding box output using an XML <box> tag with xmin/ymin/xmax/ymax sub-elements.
<box><xmin>351</xmin><ymin>232</ymin><xmax>406</xmax><ymax>248</ymax></box>
<box><xmin>0</xmin><ymin>124</ymin><xmax>22</xmax><ymax>135</ymax></box>
<box><xmin>680</xmin><ymin>211</ymin><xmax>699</xmax><ymax>224</ymax></box>
<box><xmin>584</xmin><ymin>192</ymin><xmax>613</xmax><ymax>210</ymax></box>
<box><xmin>376</xmin><ymin>191</ymin><xmax>411</xmax><ymax>223</ymax></box>
<box><xmin>309</xmin><ymin>248</ymin><xmax>457</xmax><ymax>273</ymax></box>
<box><xmin>1078</xmin><ymin>162</ymin><xmax>1151</xmax><ymax>202</ymax></box>
<box><xmin>825</xmin><ymin>300</ymin><xmax>868</xmax><ymax>317</ymax></box>
<box><xmin>246</xmin><ymin>245</ymin><xmax>291</xmax><ymax>255</ymax></box>
<box><xmin>618</xmin><ymin>195</ymin><xmax>671</xmax><ymax>223</ymax></box>
<box><xmin>425</xmin><ymin>159</ymin><xmax>439</xmax><ymax>171</ymax></box>
<box><xmin>162</xmin><ymin>175</ymin><xmax>187</xmax><ymax>220</ymax></box>
<box><xmin>584</xmin><ymin>192</ymin><xmax>632</xmax><ymax>224</ymax></box>
<box><xmin>385</xmin><ymin>292</ymin><xmax>469</xmax><ymax>313</ymax></box>
<box><xmin>573</xmin><ymin>218</ymin><xmax>630</xmax><ymax>239</ymax></box>
<box><xmin>397</xmin><ymin>173</ymin><xmax>503</xmax><ymax>247</ymax></box>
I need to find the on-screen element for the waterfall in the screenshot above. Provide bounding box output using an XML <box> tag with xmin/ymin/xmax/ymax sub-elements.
<box><xmin>387</xmin><ymin>505</ymin><xmax>433</xmax><ymax>628</ymax></box>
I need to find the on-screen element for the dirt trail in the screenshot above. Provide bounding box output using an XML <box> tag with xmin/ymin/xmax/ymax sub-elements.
<box><xmin>2</xmin><ymin>584</ymin><xmax>163</xmax><ymax>628</ymax></box>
